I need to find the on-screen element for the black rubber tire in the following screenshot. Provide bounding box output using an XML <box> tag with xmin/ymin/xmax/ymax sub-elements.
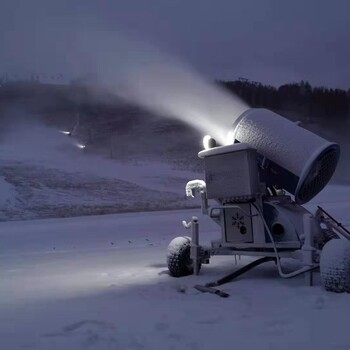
<box><xmin>167</xmin><ymin>236</ymin><xmax>200</xmax><ymax>277</ymax></box>
<box><xmin>320</xmin><ymin>239</ymin><xmax>350</xmax><ymax>293</ymax></box>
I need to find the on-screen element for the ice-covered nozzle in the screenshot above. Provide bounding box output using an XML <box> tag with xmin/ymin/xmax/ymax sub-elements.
<box><xmin>227</xmin><ymin>108</ymin><xmax>340</xmax><ymax>204</ymax></box>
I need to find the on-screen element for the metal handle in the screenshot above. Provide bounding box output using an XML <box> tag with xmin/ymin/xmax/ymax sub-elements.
<box><xmin>182</xmin><ymin>220</ymin><xmax>191</xmax><ymax>229</ymax></box>
<box><xmin>182</xmin><ymin>216</ymin><xmax>198</xmax><ymax>229</ymax></box>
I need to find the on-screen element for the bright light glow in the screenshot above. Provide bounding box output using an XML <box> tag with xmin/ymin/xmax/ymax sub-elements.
<box><xmin>76</xmin><ymin>143</ymin><xmax>86</xmax><ymax>149</ymax></box>
<box><xmin>226</xmin><ymin>130</ymin><xmax>235</xmax><ymax>145</ymax></box>
<box><xmin>85</xmin><ymin>35</ymin><xmax>249</xmax><ymax>146</ymax></box>
<box><xmin>60</xmin><ymin>130</ymin><xmax>71</xmax><ymax>135</ymax></box>
<box><xmin>203</xmin><ymin>135</ymin><xmax>212</xmax><ymax>150</ymax></box>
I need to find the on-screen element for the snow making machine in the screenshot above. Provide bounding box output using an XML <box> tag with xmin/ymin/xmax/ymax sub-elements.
<box><xmin>167</xmin><ymin>108</ymin><xmax>350</xmax><ymax>294</ymax></box>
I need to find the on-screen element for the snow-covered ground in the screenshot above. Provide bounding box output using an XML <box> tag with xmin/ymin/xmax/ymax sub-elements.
<box><xmin>0</xmin><ymin>123</ymin><xmax>202</xmax><ymax>221</ymax></box>
<box><xmin>1</xmin><ymin>185</ymin><xmax>350</xmax><ymax>350</ymax></box>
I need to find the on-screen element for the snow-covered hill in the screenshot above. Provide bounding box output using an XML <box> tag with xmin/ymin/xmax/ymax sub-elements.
<box><xmin>1</xmin><ymin>94</ymin><xmax>349</xmax><ymax>222</ymax></box>
<box><xmin>1</xmin><ymin>186</ymin><xmax>350</xmax><ymax>350</ymax></box>
<box><xmin>0</xmin><ymin>122</ymin><xmax>203</xmax><ymax>221</ymax></box>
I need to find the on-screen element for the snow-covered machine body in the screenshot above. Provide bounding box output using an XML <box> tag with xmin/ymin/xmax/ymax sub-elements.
<box><xmin>167</xmin><ymin>108</ymin><xmax>350</xmax><ymax>293</ymax></box>
<box><xmin>229</xmin><ymin>108</ymin><xmax>340</xmax><ymax>204</ymax></box>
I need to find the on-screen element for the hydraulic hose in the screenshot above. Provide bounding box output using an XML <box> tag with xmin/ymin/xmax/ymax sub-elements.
<box><xmin>252</xmin><ymin>203</ymin><xmax>319</xmax><ymax>278</ymax></box>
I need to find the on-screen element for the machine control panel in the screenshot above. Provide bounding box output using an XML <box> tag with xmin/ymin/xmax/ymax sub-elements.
<box><xmin>224</xmin><ymin>204</ymin><xmax>253</xmax><ymax>243</ymax></box>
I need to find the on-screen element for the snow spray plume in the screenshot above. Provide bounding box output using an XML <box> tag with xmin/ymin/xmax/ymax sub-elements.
<box><xmin>1</xmin><ymin>23</ymin><xmax>248</xmax><ymax>145</ymax></box>
<box><xmin>77</xmin><ymin>32</ymin><xmax>248</xmax><ymax>145</ymax></box>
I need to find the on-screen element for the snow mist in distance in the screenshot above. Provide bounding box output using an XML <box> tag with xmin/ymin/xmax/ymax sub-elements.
<box><xmin>0</xmin><ymin>113</ymin><xmax>83</xmax><ymax>163</ymax></box>
<box><xmin>1</xmin><ymin>27</ymin><xmax>248</xmax><ymax>146</ymax></box>
<box><xmin>79</xmin><ymin>33</ymin><xmax>248</xmax><ymax>145</ymax></box>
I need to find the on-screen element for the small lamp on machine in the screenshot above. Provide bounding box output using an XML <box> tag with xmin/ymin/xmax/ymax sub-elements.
<box><xmin>203</xmin><ymin>135</ymin><xmax>217</xmax><ymax>150</ymax></box>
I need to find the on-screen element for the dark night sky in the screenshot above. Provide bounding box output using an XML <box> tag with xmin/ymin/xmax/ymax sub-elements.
<box><xmin>0</xmin><ymin>0</ymin><xmax>349</xmax><ymax>88</ymax></box>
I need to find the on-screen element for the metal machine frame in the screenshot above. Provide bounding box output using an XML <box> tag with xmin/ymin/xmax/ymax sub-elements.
<box><xmin>167</xmin><ymin>109</ymin><xmax>348</xmax><ymax>293</ymax></box>
<box><xmin>180</xmin><ymin>144</ymin><xmax>349</xmax><ymax>289</ymax></box>
<box><xmin>183</xmin><ymin>188</ymin><xmax>320</xmax><ymax>286</ymax></box>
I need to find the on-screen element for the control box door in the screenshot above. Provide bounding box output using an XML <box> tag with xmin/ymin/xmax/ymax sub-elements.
<box><xmin>224</xmin><ymin>204</ymin><xmax>253</xmax><ymax>243</ymax></box>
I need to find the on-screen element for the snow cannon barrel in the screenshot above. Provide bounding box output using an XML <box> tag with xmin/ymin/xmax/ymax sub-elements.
<box><xmin>228</xmin><ymin>108</ymin><xmax>340</xmax><ymax>204</ymax></box>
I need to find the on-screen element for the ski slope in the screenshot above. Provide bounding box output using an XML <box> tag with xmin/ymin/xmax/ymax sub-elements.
<box><xmin>1</xmin><ymin>186</ymin><xmax>350</xmax><ymax>350</ymax></box>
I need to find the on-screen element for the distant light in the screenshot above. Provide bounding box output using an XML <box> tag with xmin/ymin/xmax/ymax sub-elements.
<box><xmin>203</xmin><ymin>135</ymin><xmax>216</xmax><ymax>150</ymax></box>
<box><xmin>60</xmin><ymin>130</ymin><xmax>71</xmax><ymax>136</ymax></box>
<box><xmin>76</xmin><ymin>143</ymin><xmax>86</xmax><ymax>149</ymax></box>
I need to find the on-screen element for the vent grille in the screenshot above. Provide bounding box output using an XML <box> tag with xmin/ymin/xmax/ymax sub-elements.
<box><xmin>297</xmin><ymin>147</ymin><xmax>339</xmax><ymax>203</ymax></box>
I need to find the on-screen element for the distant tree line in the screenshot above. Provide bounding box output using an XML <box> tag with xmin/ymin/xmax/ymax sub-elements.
<box><xmin>219</xmin><ymin>79</ymin><xmax>350</xmax><ymax>123</ymax></box>
<box><xmin>1</xmin><ymin>78</ymin><xmax>350</xmax><ymax>125</ymax></box>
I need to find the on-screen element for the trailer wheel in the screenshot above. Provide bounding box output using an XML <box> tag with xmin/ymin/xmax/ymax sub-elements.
<box><xmin>167</xmin><ymin>236</ymin><xmax>199</xmax><ymax>277</ymax></box>
<box><xmin>320</xmin><ymin>239</ymin><xmax>350</xmax><ymax>293</ymax></box>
